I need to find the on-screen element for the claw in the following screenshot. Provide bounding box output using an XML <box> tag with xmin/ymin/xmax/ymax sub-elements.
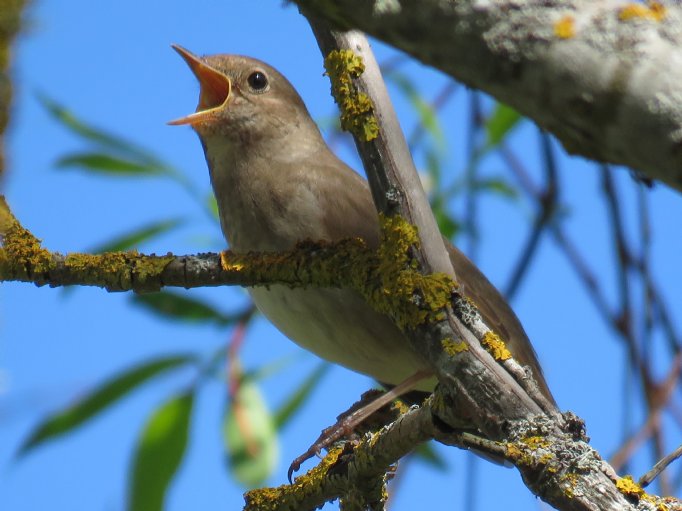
<box><xmin>287</xmin><ymin>418</ymin><xmax>355</xmax><ymax>482</ymax></box>
<box><xmin>285</xmin><ymin>372</ymin><xmax>431</xmax><ymax>484</ymax></box>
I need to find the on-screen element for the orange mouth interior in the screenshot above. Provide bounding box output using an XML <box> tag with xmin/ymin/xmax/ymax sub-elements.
<box><xmin>168</xmin><ymin>44</ymin><xmax>231</xmax><ymax>126</ymax></box>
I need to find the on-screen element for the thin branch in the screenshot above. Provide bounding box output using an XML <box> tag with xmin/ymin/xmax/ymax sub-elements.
<box><xmin>640</xmin><ymin>444</ymin><xmax>682</xmax><ymax>489</ymax></box>
<box><xmin>609</xmin><ymin>353</ymin><xmax>682</xmax><ymax>471</ymax></box>
<box><xmin>504</xmin><ymin>130</ymin><xmax>557</xmax><ymax>299</ymax></box>
<box><xmin>0</xmin><ymin>196</ymin><xmax>384</xmax><ymax>293</ymax></box>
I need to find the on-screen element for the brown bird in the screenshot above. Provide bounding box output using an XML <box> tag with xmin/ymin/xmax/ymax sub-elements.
<box><xmin>169</xmin><ymin>45</ymin><xmax>553</xmax><ymax>404</ymax></box>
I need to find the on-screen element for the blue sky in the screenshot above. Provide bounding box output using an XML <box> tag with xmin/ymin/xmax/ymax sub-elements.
<box><xmin>3</xmin><ymin>1</ymin><xmax>682</xmax><ymax>510</ymax></box>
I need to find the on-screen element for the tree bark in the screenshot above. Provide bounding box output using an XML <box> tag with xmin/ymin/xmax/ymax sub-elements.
<box><xmin>293</xmin><ymin>0</ymin><xmax>682</xmax><ymax>193</ymax></box>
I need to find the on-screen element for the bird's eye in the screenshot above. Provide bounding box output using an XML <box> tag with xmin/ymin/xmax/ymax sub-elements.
<box><xmin>247</xmin><ymin>71</ymin><xmax>269</xmax><ymax>92</ymax></box>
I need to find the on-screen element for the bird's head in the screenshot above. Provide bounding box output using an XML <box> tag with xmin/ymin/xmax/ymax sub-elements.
<box><xmin>168</xmin><ymin>45</ymin><xmax>315</xmax><ymax>147</ymax></box>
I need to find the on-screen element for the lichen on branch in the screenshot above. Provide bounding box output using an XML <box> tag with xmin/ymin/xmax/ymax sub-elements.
<box><xmin>222</xmin><ymin>214</ymin><xmax>457</xmax><ymax>331</ymax></box>
<box><xmin>0</xmin><ymin>197</ymin><xmax>459</xmax><ymax>335</ymax></box>
<box><xmin>323</xmin><ymin>49</ymin><xmax>379</xmax><ymax>141</ymax></box>
<box><xmin>0</xmin><ymin>197</ymin><xmax>174</xmax><ymax>292</ymax></box>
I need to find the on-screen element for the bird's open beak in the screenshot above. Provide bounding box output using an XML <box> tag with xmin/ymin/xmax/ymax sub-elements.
<box><xmin>168</xmin><ymin>44</ymin><xmax>232</xmax><ymax>126</ymax></box>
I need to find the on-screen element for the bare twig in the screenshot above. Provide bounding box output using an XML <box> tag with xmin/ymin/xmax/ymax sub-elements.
<box><xmin>504</xmin><ymin>130</ymin><xmax>557</xmax><ymax>299</ymax></box>
<box><xmin>640</xmin><ymin>444</ymin><xmax>682</xmax><ymax>489</ymax></box>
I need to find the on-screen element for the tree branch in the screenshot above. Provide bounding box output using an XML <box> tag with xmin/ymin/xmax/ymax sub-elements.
<box><xmin>0</xmin><ymin>196</ymin><xmax>388</xmax><ymax>293</ymax></box>
<box><xmin>288</xmin><ymin>16</ymin><xmax>680</xmax><ymax>511</ymax></box>
<box><xmin>293</xmin><ymin>0</ymin><xmax>682</xmax><ymax>193</ymax></box>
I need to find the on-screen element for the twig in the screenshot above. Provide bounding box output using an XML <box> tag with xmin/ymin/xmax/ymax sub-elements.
<box><xmin>504</xmin><ymin>130</ymin><xmax>557</xmax><ymax>299</ymax></box>
<box><xmin>640</xmin><ymin>444</ymin><xmax>682</xmax><ymax>489</ymax></box>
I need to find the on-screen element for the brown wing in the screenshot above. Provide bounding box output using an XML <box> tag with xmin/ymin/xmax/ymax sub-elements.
<box><xmin>314</xmin><ymin>152</ymin><xmax>381</xmax><ymax>246</ymax></box>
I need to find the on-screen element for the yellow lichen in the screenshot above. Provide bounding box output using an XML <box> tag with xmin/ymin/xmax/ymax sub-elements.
<box><xmin>522</xmin><ymin>435</ymin><xmax>550</xmax><ymax>450</ymax></box>
<box><xmin>561</xmin><ymin>472</ymin><xmax>579</xmax><ymax>498</ymax></box>
<box><xmin>392</xmin><ymin>398</ymin><xmax>410</xmax><ymax>414</ymax></box>
<box><xmin>324</xmin><ymin>49</ymin><xmax>379</xmax><ymax>141</ymax></box>
<box><xmin>221</xmin><ymin>251</ymin><xmax>244</xmax><ymax>272</ymax></box>
<box><xmin>481</xmin><ymin>331</ymin><xmax>512</xmax><ymax>361</ymax></box>
<box><xmin>553</xmin><ymin>15</ymin><xmax>575</xmax><ymax>39</ymax></box>
<box><xmin>0</xmin><ymin>198</ymin><xmax>55</xmax><ymax>275</ymax></box>
<box><xmin>244</xmin><ymin>445</ymin><xmax>345</xmax><ymax>510</ymax></box>
<box><xmin>618</xmin><ymin>1</ymin><xmax>666</xmax><ymax>21</ymax></box>
<box><xmin>648</xmin><ymin>1</ymin><xmax>667</xmax><ymax>20</ymax></box>
<box><xmin>505</xmin><ymin>436</ymin><xmax>555</xmax><ymax>469</ymax></box>
<box><xmin>133</xmin><ymin>253</ymin><xmax>174</xmax><ymax>283</ymax></box>
<box><xmin>643</xmin><ymin>495</ymin><xmax>675</xmax><ymax>511</ymax></box>
<box><xmin>616</xmin><ymin>475</ymin><xmax>645</xmax><ymax>499</ymax></box>
<box><xmin>441</xmin><ymin>338</ymin><xmax>468</xmax><ymax>356</ymax></box>
<box><xmin>505</xmin><ymin>443</ymin><xmax>523</xmax><ymax>462</ymax></box>
<box><xmin>367</xmin><ymin>215</ymin><xmax>455</xmax><ymax>330</ymax></box>
<box><xmin>62</xmin><ymin>251</ymin><xmax>173</xmax><ymax>291</ymax></box>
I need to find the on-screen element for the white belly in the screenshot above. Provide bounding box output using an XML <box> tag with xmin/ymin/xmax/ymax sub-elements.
<box><xmin>249</xmin><ymin>285</ymin><xmax>436</xmax><ymax>391</ymax></box>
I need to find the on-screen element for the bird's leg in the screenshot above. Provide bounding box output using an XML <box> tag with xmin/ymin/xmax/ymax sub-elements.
<box><xmin>287</xmin><ymin>370</ymin><xmax>432</xmax><ymax>482</ymax></box>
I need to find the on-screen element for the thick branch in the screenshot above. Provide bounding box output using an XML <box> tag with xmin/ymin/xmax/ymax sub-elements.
<box><xmin>305</xmin><ymin>13</ymin><xmax>555</xmax><ymax>432</ymax></box>
<box><xmin>295</xmin><ymin>0</ymin><xmax>682</xmax><ymax>193</ymax></box>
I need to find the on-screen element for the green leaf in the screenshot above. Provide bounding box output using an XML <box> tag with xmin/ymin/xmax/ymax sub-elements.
<box><xmin>38</xmin><ymin>94</ymin><xmax>167</xmax><ymax>167</ymax></box>
<box><xmin>206</xmin><ymin>193</ymin><xmax>219</xmax><ymax>220</ymax></box>
<box><xmin>424</xmin><ymin>148</ymin><xmax>443</xmax><ymax>188</ymax></box>
<box><xmin>128</xmin><ymin>391</ymin><xmax>194</xmax><ymax>511</ymax></box>
<box><xmin>413</xmin><ymin>442</ymin><xmax>448</xmax><ymax>470</ymax></box>
<box><xmin>223</xmin><ymin>378</ymin><xmax>279</xmax><ymax>487</ymax></box>
<box><xmin>131</xmin><ymin>291</ymin><xmax>242</xmax><ymax>326</ymax></box>
<box><xmin>55</xmin><ymin>152</ymin><xmax>168</xmax><ymax>176</ymax></box>
<box><xmin>18</xmin><ymin>356</ymin><xmax>195</xmax><ymax>456</ymax></box>
<box><xmin>433</xmin><ymin>208</ymin><xmax>461</xmax><ymax>239</ymax></box>
<box><xmin>386</xmin><ymin>71</ymin><xmax>445</xmax><ymax>149</ymax></box>
<box><xmin>485</xmin><ymin>103</ymin><xmax>522</xmax><ymax>149</ymax></box>
<box><xmin>39</xmin><ymin>94</ymin><xmax>207</xmax><ymax>206</ymax></box>
<box><xmin>91</xmin><ymin>218</ymin><xmax>184</xmax><ymax>253</ymax></box>
<box><xmin>274</xmin><ymin>363</ymin><xmax>329</xmax><ymax>429</ymax></box>
<box><xmin>241</xmin><ymin>353</ymin><xmax>299</xmax><ymax>384</ymax></box>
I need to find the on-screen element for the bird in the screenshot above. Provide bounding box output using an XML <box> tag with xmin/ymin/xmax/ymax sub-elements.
<box><xmin>168</xmin><ymin>45</ymin><xmax>553</xmax><ymax>405</ymax></box>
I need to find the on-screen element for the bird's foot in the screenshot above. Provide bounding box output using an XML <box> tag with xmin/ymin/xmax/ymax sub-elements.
<box><xmin>287</xmin><ymin>370</ymin><xmax>432</xmax><ymax>482</ymax></box>
<box><xmin>287</xmin><ymin>389</ymin><xmax>391</xmax><ymax>483</ymax></box>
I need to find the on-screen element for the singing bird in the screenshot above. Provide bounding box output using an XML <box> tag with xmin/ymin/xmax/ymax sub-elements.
<box><xmin>169</xmin><ymin>45</ymin><xmax>553</xmax><ymax>402</ymax></box>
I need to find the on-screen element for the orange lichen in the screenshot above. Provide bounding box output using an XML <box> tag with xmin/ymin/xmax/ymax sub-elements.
<box><xmin>481</xmin><ymin>331</ymin><xmax>512</xmax><ymax>361</ymax></box>
<box><xmin>618</xmin><ymin>1</ymin><xmax>666</xmax><ymax>22</ymax></box>
<box><xmin>554</xmin><ymin>15</ymin><xmax>575</xmax><ymax>39</ymax></box>
<box><xmin>616</xmin><ymin>475</ymin><xmax>645</xmax><ymax>499</ymax></box>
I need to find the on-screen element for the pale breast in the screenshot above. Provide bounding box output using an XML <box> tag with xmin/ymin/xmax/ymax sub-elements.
<box><xmin>249</xmin><ymin>284</ymin><xmax>436</xmax><ymax>391</ymax></box>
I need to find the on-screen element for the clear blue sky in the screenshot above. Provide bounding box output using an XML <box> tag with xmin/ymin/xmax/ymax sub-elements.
<box><xmin>3</xmin><ymin>1</ymin><xmax>682</xmax><ymax>510</ymax></box>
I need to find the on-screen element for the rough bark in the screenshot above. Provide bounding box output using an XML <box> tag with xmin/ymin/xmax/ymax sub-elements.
<box><xmin>293</xmin><ymin>0</ymin><xmax>682</xmax><ymax>193</ymax></box>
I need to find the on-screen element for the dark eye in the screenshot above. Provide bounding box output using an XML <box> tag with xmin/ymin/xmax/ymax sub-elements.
<box><xmin>247</xmin><ymin>71</ymin><xmax>269</xmax><ymax>92</ymax></box>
